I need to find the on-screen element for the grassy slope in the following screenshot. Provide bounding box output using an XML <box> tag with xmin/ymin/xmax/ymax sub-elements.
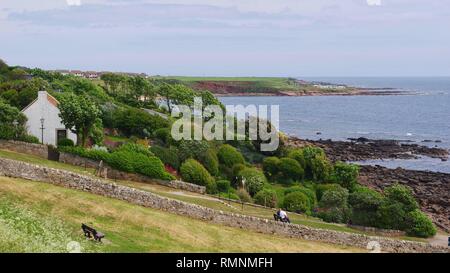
<box><xmin>0</xmin><ymin>148</ymin><xmax>425</xmax><ymax>242</ymax></box>
<box><xmin>0</xmin><ymin>177</ymin><xmax>364</xmax><ymax>253</ymax></box>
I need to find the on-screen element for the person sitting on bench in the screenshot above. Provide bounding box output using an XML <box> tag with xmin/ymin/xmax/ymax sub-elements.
<box><xmin>273</xmin><ymin>208</ymin><xmax>290</xmax><ymax>223</ymax></box>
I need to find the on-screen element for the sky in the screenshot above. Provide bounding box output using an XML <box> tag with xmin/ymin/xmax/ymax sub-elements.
<box><xmin>1</xmin><ymin>0</ymin><xmax>449</xmax><ymax>77</ymax></box>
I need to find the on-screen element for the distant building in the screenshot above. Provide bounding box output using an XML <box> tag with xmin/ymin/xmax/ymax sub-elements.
<box><xmin>21</xmin><ymin>91</ymin><xmax>77</xmax><ymax>146</ymax></box>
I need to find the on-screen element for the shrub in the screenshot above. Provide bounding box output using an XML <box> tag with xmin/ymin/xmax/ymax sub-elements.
<box><xmin>283</xmin><ymin>191</ymin><xmax>311</xmax><ymax>214</ymax></box>
<box><xmin>115</xmin><ymin>143</ymin><xmax>153</xmax><ymax>157</ymax></box>
<box><xmin>217</xmin><ymin>144</ymin><xmax>245</xmax><ymax>168</ymax></box>
<box><xmin>317</xmin><ymin>186</ymin><xmax>350</xmax><ymax>223</ymax></box>
<box><xmin>113</xmin><ymin>107</ymin><xmax>168</xmax><ymax>137</ymax></box>
<box><xmin>377</xmin><ymin>184</ymin><xmax>420</xmax><ymax>230</ymax></box>
<box><xmin>57</xmin><ymin>138</ymin><xmax>74</xmax><ymax>147</ymax></box>
<box><xmin>236</xmin><ymin>188</ymin><xmax>253</xmax><ymax>203</ymax></box>
<box><xmin>153</xmin><ymin>127</ymin><xmax>172</xmax><ymax>145</ymax></box>
<box><xmin>108</xmin><ymin>151</ymin><xmax>135</xmax><ymax>173</ymax></box>
<box><xmin>238</xmin><ymin>167</ymin><xmax>267</xmax><ymax>196</ymax></box>
<box><xmin>384</xmin><ymin>183</ymin><xmax>419</xmax><ymax>212</ymax></box>
<box><xmin>332</xmin><ymin>162</ymin><xmax>359</xmax><ymax>191</ymax></box>
<box><xmin>59</xmin><ymin>146</ymin><xmax>111</xmax><ymax>162</ymax></box>
<box><xmin>254</xmin><ymin>189</ymin><xmax>278</xmax><ymax>208</ymax></box>
<box><xmin>180</xmin><ymin>159</ymin><xmax>215</xmax><ymax>188</ymax></box>
<box><xmin>315</xmin><ymin>184</ymin><xmax>343</xmax><ymax>202</ymax></box>
<box><xmin>310</xmin><ymin>153</ymin><xmax>332</xmax><ymax>182</ymax></box>
<box><xmin>349</xmin><ymin>186</ymin><xmax>383</xmax><ymax>227</ymax></box>
<box><xmin>278</xmin><ymin>157</ymin><xmax>304</xmax><ymax>183</ymax></box>
<box><xmin>262</xmin><ymin>156</ymin><xmax>280</xmax><ymax>180</ymax></box>
<box><xmin>198</xmin><ymin>148</ymin><xmax>219</xmax><ymax>176</ymax></box>
<box><xmin>150</xmin><ymin>145</ymin><xmax>181</xmax><ymax>170</ymax></box>
<box><xmin>17</xmin><ymin>134</ymin><xmax>40</xmax><ymax>144</ymax></box>
<box><xmin>133</xmin><ymin>153</ymin><xmax>174</xmax><ymax>180</ymax></box>
<box><xmin>405</xmin><ymin>210</ymin><xmax>437</xmax><ymax>238</ymax></box>
<box><xmin>287</xmin><ymin>148</ymin><xmax>306</xmax><ymax>168</ymax></box>
<box><xmin>285</xmin><ymin>186</ymin><xmax>317</xmax><ymax>209</ymax></box>
<box><xmin>177</xmin><ymin>140</ymin><xmax>210</xmax><ymax>162</ymax></box>
<box><xmin>216</xmin><ymin>180</ymin><xmax>231</xmax><ymax>193</ymax></box>
<box><xmin>219</xmin><ymin>192</ymin><xmax>240</xmax><ymax>201</ymax></box>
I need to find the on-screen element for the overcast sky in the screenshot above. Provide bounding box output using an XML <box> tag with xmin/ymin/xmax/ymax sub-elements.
<box><xmin>1</xmin><ymin>0</ymin><xmax>449</xmax><ymax>76</ymax></box>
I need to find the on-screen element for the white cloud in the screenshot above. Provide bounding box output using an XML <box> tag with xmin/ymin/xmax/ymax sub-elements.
<box><xmin>367</xmin><ymin>0</ymin><xmax>382</xmax><ymax>6</ymax></box>
<box><xmin>67</xmin><ymin>0</ymin><xmax>82</xmax><ymax>6</ymax></box>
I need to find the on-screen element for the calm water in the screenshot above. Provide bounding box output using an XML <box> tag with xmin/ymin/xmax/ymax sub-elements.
<box><xmin>220</xmin><ymin>77</ymin><xmax>450</xmax><ymax>173</ymax></box>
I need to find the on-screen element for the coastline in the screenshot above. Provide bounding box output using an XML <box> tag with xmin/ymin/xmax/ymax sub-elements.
<box><xmin>286</xmin><ymin>136</ymin><xmax>450</xmax><ymax>232</ymax></box>
<box><xmin>214</xmin><ymin>89</ymin><xmax>410</xmax><ymax>97</ymax></box>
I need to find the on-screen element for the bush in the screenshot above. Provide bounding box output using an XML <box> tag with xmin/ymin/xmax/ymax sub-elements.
<box><xmin>287</xmin><ymin>148</ymin><xmax>306</xmax><ymax>169</ymax></box>
<box><xmin>262</xmin><ymin>156</ymin><xmax>280</xmax><ymax>180</ymax></box>
<box><xmin>198</xmin><ymin>148</ymin><xmax>219</xmax><ymax>176</ymax></box>
<box><xmin>310</xmin><ymin>153</ymin><xmax>332</xmax><ymax>182</ymax></box>
<box><xmin>405</xmin><ymin>210</ymin><xmax>436</xmax><ymax>238</ymax></box>
<box><xmin>134</xmin><ymin>153</ymin><xmax>174</xmax><ymax>180</ymax></box>
<box><xmin>59</xmin><ymin>146</ymin><xmax>111</xmax><ymax>162</ymax></box>
<box><xmin>218</xmin><ymin>192</ymin><xmax>240</xmax><ymax>201</ymax></box>
<box><xmin>315</xmin><ymin>184</ymin><xmax>343</xmax><ymax>202</ymax></box>
<box><xmin>216</xmin><ymin>180</ymin><xmax>231</xmax><ymax>193</ymax></box>
<box><xmin>283</xmin><ymin>191</ymin><xmax>311</xmax><ymax>214</ymax></box>
<box><xmin>285</xmin><ymin>186</ymin><xmax>317</xmax><ymax>209</ymax></box>
<box><xmin>115</xmin><ymin>143</ymin><xmax>153</xmax><ymax>157</ymax></box>
<box><xmin>113</xmin><ymin>107</ymin><xmax>168</xmax><ymax>137</ymax></box>
<box><xmin>57</xmin><ymin>138</ymin><xmax>74</xmax><ymax>147</ymax></box>
<box><xmin>377</xmin><ymin>184</ymin><xmax>420</xmax><ymax>231</ymax></box>
<box><xmin>17</xmin><ymin>134</ymin><xmax>40</xmax><ymax>144</ymax></box>
<box><xmin>384</xmin><ymin>184</ymin><xmax>419</xmax><ymax>212</ymax></box>
<box><xmin>108</xmin><ymin>151</ymin><xmax>135</xmax><ymax>173</ymax></box>
<box><xmin>278</xmin><ymin>157</ymin><xmax>304</xmax><ymax>183</ymax></box>
<box><xmin>236</xmin><ymin>188</ymin><xmax>253</xmax><ymax>203</ymax></box>
<box><xmin>150</xmin><ymin>145</ymin><xmax>180</xmax><ymax>170</ymax></box>
<box><xmin>238</xmin><ymin>167</ymin><xmax>267</xmax><ymax>196</ymax></box>
<box><xmin>180</xmin><ymin>159</ymin><xmax>215</xmax><ymax>189</ymax></box>
<box><xmin>153</xmin><ymin>127</ymin><xmax>172</xmax><ymax>145</ymax></box>
<box><xmin>176</xmin><ymin>140</ymin><xmax>209</xmax><ymax>161</ymax></box>
<box><xmin>349</xmin><ymin>186</ymin><xmax>383</xmax><ymax>227</ymax></box>
<box><xmin>332</xmin><ymin>162</ymin><xmax>359</xmax><ymax>191</ymax></box>
<box><xmin>217</xmin><ymin>144</ymin><xmax>245</xmax><ymax>168</ymax></box>
<box><xmin>254</xmin><ymin>189</ymin><xmax>278</xmax><ymax>208</ymax></box>
<box><xmin>317</xmin><ymin>186</ymin><xmax>350</xmax><ymax>223</ymax></box>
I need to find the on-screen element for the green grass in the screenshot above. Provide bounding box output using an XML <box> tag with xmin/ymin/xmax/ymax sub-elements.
<box><xmin>0</xmin><ymin>176</ymin><xmax>364</xmax><ymax>253</ymax></box>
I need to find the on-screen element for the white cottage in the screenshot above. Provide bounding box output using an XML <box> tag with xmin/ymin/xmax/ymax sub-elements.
<box><xmin>22</xmin><ymin>91</ymin><xmax>77</xmax><ymax>146</ymax></box>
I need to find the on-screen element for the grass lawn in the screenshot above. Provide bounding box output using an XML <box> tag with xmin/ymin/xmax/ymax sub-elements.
<box><xmin>0</xmin><ymin>176</ymin><xmax>364</xmax><ymax>253</ymax></box>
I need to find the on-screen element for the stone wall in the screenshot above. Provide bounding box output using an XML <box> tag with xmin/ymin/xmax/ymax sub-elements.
<box><xmin>59</xmin><ymin>152</ymin><xmax>206</xmax><ymax>194</ymax></box>
<box><xmin>0</xmin><ymin>157</ymin><xmax>447</xmax><ymax>253</ymax></box>
<box><xmin>0</xmin><ymin>140</ymin><xmax>48</xmax><ymax>159</ymax></box>
<box><xmin>347</xmin><ymin>225</ymin><xmax>406</xmax><ymax>237</ymax></box>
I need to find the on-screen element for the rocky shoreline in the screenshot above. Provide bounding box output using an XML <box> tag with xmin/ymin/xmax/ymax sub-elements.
<box><xmin>215</xmin><ymin>89</ymin><xmax>408</xmax><ymax>97</ymax></box>
<box><xmin>359</xmin><ymin>165</ymin><xmax>450</xmax><ymax>233</ymax></box>
<box><xmin>287</xmin><ymin>136</ymin><xmax>450</xmax><ymax>232</ymax></box>
<box><xmin>288</xmin><ymin>137</ymin><xmax>449</xmax><ymax>161</ymax></box>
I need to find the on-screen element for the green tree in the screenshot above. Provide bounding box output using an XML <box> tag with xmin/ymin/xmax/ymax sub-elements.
<box><xmin>332</xmin><ymin>162</ymin><xmax>359</xmax><ymax>191</ymax></box>
<box><xmin>58</xmin><ymin>93</ymin><xmax>101</xmax><ymax>147</ymax></box>
<box><xmin>0</xmin><ymin>100</ymin><xmax>27</xmax><ymax>140</ymax></box>
<box><xmin>278</xmin><ymin>157</ymin><xmax>304</xmax><ymax>183</ymax></box>
<box><xmin>262</xmin><ymin>156</ymin><xmax>280</xmax><ymax>180</ymax></box>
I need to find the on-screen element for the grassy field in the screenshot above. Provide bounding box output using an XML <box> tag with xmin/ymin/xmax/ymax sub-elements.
<box><xmin>0</xmin><ymin>176</ymin><xmax>364</xmax><ymax>253</ymax></box>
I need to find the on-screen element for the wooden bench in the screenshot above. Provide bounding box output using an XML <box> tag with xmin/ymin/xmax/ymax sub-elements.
<box><xmin>82</xmin><ymin>223</ymin><xmax>105</xmax><ymax>242</ymax></box>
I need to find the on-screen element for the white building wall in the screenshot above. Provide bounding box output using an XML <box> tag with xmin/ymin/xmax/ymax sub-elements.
<box><xmin>22</xmin><ymin>91</ymin><xmax>77</xmax><ymax>146</ymax></box>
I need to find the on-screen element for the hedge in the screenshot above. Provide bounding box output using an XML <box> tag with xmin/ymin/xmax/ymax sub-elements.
<box><xmin>180</xmin><ymin>159</ymin><xmax>216</xmax><ymax>192</ymax></box>
<box><xmin>217</xmin><ymin>144</ymin><xmax>245</xmax><ymax>168</ymax></box>
<box><xmin>283</xmin><ymin>191</ymin><xmax>311</xmax><ymax>214</ymax></box>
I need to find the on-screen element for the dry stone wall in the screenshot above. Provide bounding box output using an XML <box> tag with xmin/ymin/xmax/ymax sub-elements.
<box><xmin>0</xmin><ymin>157</ymin><xmax>447</xmax><ymax>253</ymax></box>
<box><xmin>0</xmin><ymin>140</ymin><xmax>48</xmax><ymax>158</ymax></box>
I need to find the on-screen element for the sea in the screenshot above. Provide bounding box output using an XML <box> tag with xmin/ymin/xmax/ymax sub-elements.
<box><xmin>219</xmin><ymin>77</ymin><xmax>450</xmax><ymax>173</ymax></box>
